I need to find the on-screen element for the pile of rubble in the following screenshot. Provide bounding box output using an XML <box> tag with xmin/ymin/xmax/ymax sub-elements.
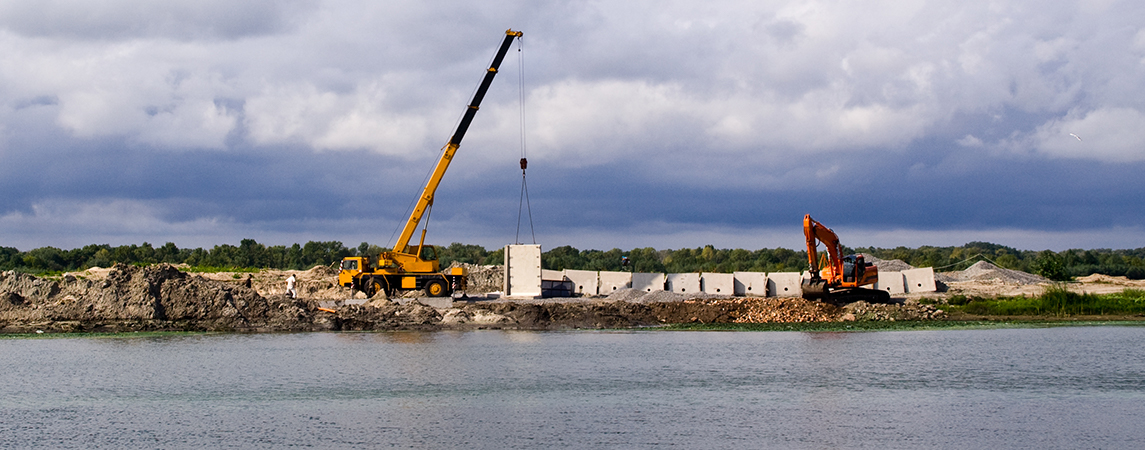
<box><xmin>732</xmin><ymin>298</ymin><xmax>843</xmax><ymax>323</ymax></box>
<box><xmin>841</xmin><ymin>299</ymin><xmax>946</xmax><ymax>321</ymax></box>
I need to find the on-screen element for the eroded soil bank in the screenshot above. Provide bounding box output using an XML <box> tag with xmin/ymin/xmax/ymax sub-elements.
<box><xmin>1</xmin><ymin>264</ymin><xmax>946</xmax><ymax>333</ymax></box>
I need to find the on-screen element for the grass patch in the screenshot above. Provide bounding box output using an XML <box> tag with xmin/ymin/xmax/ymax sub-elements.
<box><xmin>946</xmin><ymin>285</ymin><xmax>1145</xmax><ymax>317</ymax></box>
<box><xmin>663</xmin><ymin>320</ymin><xmax>1145</xmax><ymax>332</ymax></box>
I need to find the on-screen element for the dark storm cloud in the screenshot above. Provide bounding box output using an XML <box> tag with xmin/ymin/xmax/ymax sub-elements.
<box><xmin>1</xmin><ymin>0</ymin><xmax>1143</xmax><ymax>251</ymax></box>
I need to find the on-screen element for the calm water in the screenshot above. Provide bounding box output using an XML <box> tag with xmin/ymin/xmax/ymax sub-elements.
<box><xmin>2</xmin><ymin>327</ymin><xmax>1144</xmax><ymax>449</ymax></box>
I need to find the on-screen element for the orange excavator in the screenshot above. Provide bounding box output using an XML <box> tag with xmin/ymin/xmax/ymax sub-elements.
<box><xmin>801</xmin><ymin>214</ymin><xmax>891</xmax><ymax>303</ymax></box>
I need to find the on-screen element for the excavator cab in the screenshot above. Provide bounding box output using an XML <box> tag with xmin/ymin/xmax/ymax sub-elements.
<box><xmin>842</xmin><ymin>254</ymin><xmax>865</xmax><ymax>283</ymax></box>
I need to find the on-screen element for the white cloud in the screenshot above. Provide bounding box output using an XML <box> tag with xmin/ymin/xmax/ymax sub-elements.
<box><xmin>244</xmin><ymin>81</ymin><xmax>436</xmax><ymax>155</ymax></box>
<box><xmin>1033</xmin><ymin>108</ymin><xmax>1145</xmax><ymax>162</ymax></box>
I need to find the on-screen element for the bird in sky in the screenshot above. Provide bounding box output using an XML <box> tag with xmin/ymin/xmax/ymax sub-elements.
<box><xmin>1069</xmin><ymin>133</ymin><xmax>1082</xmax><ymax>141</ymax></box>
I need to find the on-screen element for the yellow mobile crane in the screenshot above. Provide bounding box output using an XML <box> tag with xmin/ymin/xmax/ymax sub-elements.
<box><xmin>338</xmin><ymin>29</ymin><xmax>523</xmax><ymax>298</ymax></box>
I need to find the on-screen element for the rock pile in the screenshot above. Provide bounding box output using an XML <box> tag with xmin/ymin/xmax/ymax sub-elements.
<box><xmin>732</xmin><ymin>298</ymin><xmax>842</xmax><ymax>323</ymax></box>
<box><xmin>842</xmin><ymin>299</ymin><xmax>946</xmax><ymax>321</ymax></box>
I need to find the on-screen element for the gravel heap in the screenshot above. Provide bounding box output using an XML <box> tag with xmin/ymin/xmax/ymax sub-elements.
<box><xmin>937</xmin><ymin>261</ymin><xmax>1048</xmax><ymax>285</ymax></box>
<box><xmin>862</xmin><ymin>255</ymin><xmax>915</xmax><ymax>272</ymax></box>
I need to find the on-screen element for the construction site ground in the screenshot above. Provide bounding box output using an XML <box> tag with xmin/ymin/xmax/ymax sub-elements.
<box><xmin>1</xmin><ymin>260</ymin><xmax>1143</xmax><ymax>333</ymax></box>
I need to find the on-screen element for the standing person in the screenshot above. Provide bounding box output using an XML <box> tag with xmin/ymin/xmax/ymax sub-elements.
<box><xmin>286</xmin><ymin>274</ymin><xmax>297</xmax><ymax>299</ymax></box>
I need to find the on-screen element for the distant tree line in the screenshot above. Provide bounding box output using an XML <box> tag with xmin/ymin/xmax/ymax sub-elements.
<box><xmin>2</xmin><ymin>240</ymin><xmax>1143</xmax><ymax>281</ymax></box>
<box><xmin>854</xmin><ymin>241</ymin><xmax>1145</xmax><ymax>281</ymax></box>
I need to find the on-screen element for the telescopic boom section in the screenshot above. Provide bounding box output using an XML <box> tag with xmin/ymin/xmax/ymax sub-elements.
<box><xmin>394</xmin><ymin>29</ymin><xmax>523</xmax><ymax>253</ymax></box>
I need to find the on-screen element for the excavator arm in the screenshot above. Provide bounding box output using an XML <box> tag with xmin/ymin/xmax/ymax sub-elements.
<box><xmin>804</xmin><ymin>214</ymin><xmax>844</xmax><ymax>281</ymax></box>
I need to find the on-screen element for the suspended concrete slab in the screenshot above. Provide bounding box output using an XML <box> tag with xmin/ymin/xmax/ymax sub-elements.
<box><xmin>504</xmin><ymin>244</ymin><xmax>542</xmax><ymax>298</ymax></box>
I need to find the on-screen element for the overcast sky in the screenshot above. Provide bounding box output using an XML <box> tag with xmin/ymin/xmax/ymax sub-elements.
<box><xmin>1</xmin><ymin>0</ymin><xmax>1143</xmax><ymax>252</ymax></box>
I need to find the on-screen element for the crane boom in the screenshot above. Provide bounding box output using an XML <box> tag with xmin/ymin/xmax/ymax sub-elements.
<box><xmin>395</xmin><ymin>29</ymin><xmax>523</xmax><ymax>253</ymax></box>
<box><xmin>336</xmin><ymin>29</ymin><xmax>523</xmax><ymax>299</ymax></box>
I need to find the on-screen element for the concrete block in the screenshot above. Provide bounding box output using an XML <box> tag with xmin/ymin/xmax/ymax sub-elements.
<box><xmin>666</xmin><ymin>273</ymin><xmax>701</xmax><ymax>294</ymax></box>
<box><xmin>903</xmin><ymin>268</ymin><xmax>937</xmax><ymax>293</ymax></box>
<box><xmin>701</xmin><ymin>273</ymin><xmax>734</xmax><ymax>295</ymax></box>
<box><xmin>541</xmin><ymin>269</ymin><xmax>565</xmax><ymax>281</ymax></box>
<box><xmin>873</xmin><ymin>271</ymin><xmax>905</xmax><ymax>295</ymax></box>
<box><xmin>632</xmin><ymin>273</ymin><xmax>666</xmax><ymax>292</ymax></box>
<box><xmin>504</xmin><ymin>244</ymin><xmax>542</xmax><ymax>298</ymax></box>
<box><xmin>733</xmin><ymin>272</ymin><xmax>768</xmax><ymax>297</ymax></box>
<box><xmin>598</xmin><ymin>271</ymin><xmax>632</xmax><ymax>293</ymax></box>
<box><xmin>767</xmin><ymin>272</ymin><xmax>803</xmax><ymax>298</ymax></box>
<box><xmin>563</xmin><ymin>269</ymin><xmax>599</xmax><ymax>296</ymax></box>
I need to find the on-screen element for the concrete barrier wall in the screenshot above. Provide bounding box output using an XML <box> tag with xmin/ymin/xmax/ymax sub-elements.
<box><xmin>541</xmin><ymin>269</ymin><xmax>565</xmax><ymax>281</ymax></box>
<box><xmin>701</xmin><ymin>273</ymin><xmax>734</xmax><ymax>295</ymax></box>
<box><xmin>902</xmin><ymin>268</ymin><xmax>937</xmax><ymax>293</ymax></box>
<box><xmin>873</xmin><ymin>271</ymin><xmax>905</xmax><ymax>295</ymax></box>
<box><xmin>733</xmin><ymin>272</ymin><xmax>768</xmax><ymax>296</ymax></box>
<box><xmin>666</xmin><ymin>273</ymin><xmax>701</xmax><ymax>294</ymax></box>
<box><xmin>632</xmin><ymin>273</ymin><xmax>666</xmax><ymax>292</ymax></box>
<box><xmin>767</xmin><ymin>272</ymin><xmax>803</xmax><ymax>297</ymax></box>
<box><xmin>598</xmin><ymin>271</ymin><xmax>632</xmax><ymax>293</ymax></box>
<box><xmin>504</xmin><ymin>244</ymin><xmax>542</xmax><ymax>298</ymax></box>
<box><xmin>562</xmin><ymin>269</ymin><xmax>599</xmax><ymax>296</ymax></box>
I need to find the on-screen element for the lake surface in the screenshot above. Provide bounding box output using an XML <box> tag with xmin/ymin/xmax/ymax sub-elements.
<box><xmin>2</xmin><ymin>326</ymin><xmax>1144</xmax><ymax>449</ymax></box>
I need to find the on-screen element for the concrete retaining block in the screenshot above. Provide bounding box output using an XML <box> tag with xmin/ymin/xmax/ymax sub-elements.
<box><xmin>598</xmin><ymin>271</ymin><xmax>632</xmax><ymax>293</ymax></box>
<box><xmin>541</xmin><ymin>269</ymin><xmax>565</xmax><ymax>281</ymax></box>
<box><xmin>504</xmin><ymin>244</ymin><xmax>542</xmax><ymax>298</ymax></box>
<box><xmin>701</xmin><ymin>273</ymin><xmax>734</xmax><ymax>295</ymax></box>
<box><xmin>903</xmin><ymin>268</ymin><xmax>937</xmax><ymax>293</ymax></box>
<box><xmin>563</xmin><ymin>269</ymin><xmax>599</xmax><ymax>296</ymax></box>
<box><xmin>632</xmin><ymin>273</ymin><xmax>666</xmax><ymax>292</ymax></box>
<box><xmin>767</xmin><ymin>272</ymin><xmax>803</xmax><ymax>298</ymax></box>
<box><xmin>733</xmin><ymin>272</ymin><xmax>768</xmax><ymax>296</ymax></box>
<box><xmin>873</xmin><ymin>271</ymin><xmax>905</xmax><ymax>295</ymax></box>
<box><xmin>666</xmin><ymin>273</ymin><xmax>701</xmax><ymax>294</ymax></box>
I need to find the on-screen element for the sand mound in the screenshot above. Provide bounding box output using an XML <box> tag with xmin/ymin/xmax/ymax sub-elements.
<box><xmin>938</xmin><ymin>261</ymin><xmax>1048</xmax><ymax>285</ymax></box>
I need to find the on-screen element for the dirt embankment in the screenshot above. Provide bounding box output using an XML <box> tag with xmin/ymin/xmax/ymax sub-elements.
<box><xmin>1</xmin><ymin>263</ymin><xmax>951</xmax><ymax>333</ymax></box>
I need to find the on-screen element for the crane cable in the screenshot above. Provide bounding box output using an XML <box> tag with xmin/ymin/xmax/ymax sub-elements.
<box><xmin>514</xmin><ymin>37</ymin><xmax>536</xmax><ymax>245</ymax></box>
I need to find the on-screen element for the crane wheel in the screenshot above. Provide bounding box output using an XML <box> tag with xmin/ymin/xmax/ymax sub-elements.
<box><xmin>425</xmin><ymin>280</ymin><xmax>447</xmax><ymax>297</ymax></box>
<box><xmin>368</xmin><ymin>279</ymin><xmax>385</xmax><ymax>298</ymax></box>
